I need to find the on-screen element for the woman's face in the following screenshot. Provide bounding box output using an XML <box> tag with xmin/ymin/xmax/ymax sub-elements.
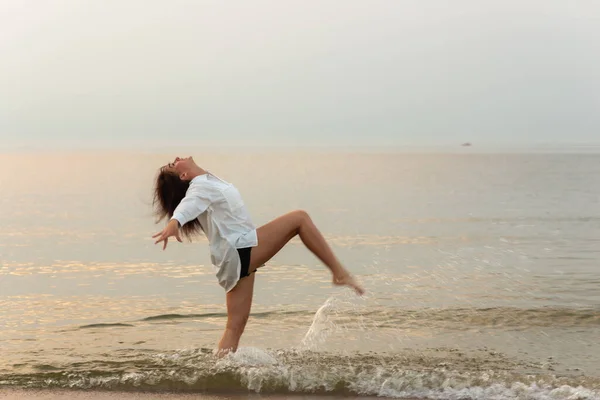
<box><xmin>162</xmin><ymin>156</ymin><xmax>194</xmax><ymax>179</ymax></box>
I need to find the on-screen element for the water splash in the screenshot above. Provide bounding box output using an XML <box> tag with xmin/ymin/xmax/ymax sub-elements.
<box><xmin>299</xmin><ymin>292</ymin><xmax>369</xmax><ymax>351</ymax></box>
<box><xmin>299</xmin><ymin>297</ymin><xmax>340</xmax><ymax>350</ymax></box>
<box><xmin>218</xmin><ymin>347</ymin><xmax>278</xmax><ymax>367</ymax></box>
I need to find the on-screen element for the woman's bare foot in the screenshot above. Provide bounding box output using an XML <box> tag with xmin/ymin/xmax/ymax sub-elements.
<box><xmin>333</xmin><ymin>273</ymin><xmax>365</xmax><ymax>296</ymax></box>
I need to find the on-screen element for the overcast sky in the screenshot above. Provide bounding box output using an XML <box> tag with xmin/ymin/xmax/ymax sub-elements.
<box><xmin>1</xmin><ymin>0</ymin><xmax>599</xmax><ymax>149</ymax></box>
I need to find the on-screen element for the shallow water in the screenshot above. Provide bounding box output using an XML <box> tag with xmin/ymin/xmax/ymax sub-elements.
<box><xmin>1</xmin><ymin>151</ymin><xmax>599</xmax><ymax>399</ymax></box>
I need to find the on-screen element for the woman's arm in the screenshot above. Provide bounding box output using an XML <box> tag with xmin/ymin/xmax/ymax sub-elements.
<box><xmin>171</xmin><ymin>188</ymin><xmax>210</xmax><ymax>227</ymax></box>
<box><xmin>153</xmin><ymin>185</ymin><xmax>211</xmax><ymax>250</ymax></box>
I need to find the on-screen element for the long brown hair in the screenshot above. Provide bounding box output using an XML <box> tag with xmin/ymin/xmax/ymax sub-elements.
<box><xmin>152</xmin><ymin>168</ymin><xmax>204</xmax><ymax>240</ymax></box>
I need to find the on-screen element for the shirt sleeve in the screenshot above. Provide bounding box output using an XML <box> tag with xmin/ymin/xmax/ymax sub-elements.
<box><xmin>170</xmin><ymin>184</ymin><xmax>211</xmax><ymax>226</ymax></box>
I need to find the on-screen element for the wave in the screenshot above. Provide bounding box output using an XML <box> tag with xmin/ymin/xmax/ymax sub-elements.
<box><xmin>1</xmin><ymin>348</ymin><xmax>598</xmax><ymax>400</ymax></box>
<box><xmin>79</xmin><ymin>323</ymin><xmax>134</xmax><ymax>329</ymax></box>
<box><xmin>141</xmin><ymin>313</ymin><xmax>221</xmax><ymax>321</ymax></box>
<box><xmin>82</xmin><ymin>306</ymin><xmax>600</xmax><ymax>331</ymax></box>
<box><xmin>141</xmin><ymin>310</ymin><xmax>304</xmax><ymax>322</ymax></box>
<box><xmin>368</xmin><ymin>306</ymin><xmax>600</xmax><ymax>329</ymax></box>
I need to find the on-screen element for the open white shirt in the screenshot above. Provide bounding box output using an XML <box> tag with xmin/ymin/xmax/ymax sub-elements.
<box><xmin>170</xmin><ymin>172</ymin><xmax>258</xmax><ymax>292</ymax></box>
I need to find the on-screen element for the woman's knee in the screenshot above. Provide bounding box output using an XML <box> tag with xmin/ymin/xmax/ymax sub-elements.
<box><xmin>291</xmin><ymin>209</ymin><xmax>311</xmax><ymax>223</ymax></box>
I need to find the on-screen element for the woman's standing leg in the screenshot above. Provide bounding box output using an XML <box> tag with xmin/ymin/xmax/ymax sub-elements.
<box><xmin>216</xmin><ymin>273</ymin><xmax>256</xmax><ymax>357</ymax></box>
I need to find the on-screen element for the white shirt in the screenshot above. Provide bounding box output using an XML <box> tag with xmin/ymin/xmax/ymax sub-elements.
<box><xmin>170</xmin><ymin>172</ymin><xmax>258</xmax><ymax>292</ymax></box>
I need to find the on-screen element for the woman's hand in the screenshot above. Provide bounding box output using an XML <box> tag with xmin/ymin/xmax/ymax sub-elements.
<box><xmin>153</xmin><ymin>219</ymin><xmax>183</xmax><ymax>250</ymax></box>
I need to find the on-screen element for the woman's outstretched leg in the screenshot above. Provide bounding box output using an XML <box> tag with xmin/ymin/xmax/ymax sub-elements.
<box><xmin>250</xmin><ymin>210</ymin><xmax>364</xmax><ymax>295</ymax></box>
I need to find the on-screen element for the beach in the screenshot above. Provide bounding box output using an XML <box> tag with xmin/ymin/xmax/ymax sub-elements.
<box><xmin>1</xmin><ymin>389</ymin><xmax>389</xmax><ymax>400</ymax></box>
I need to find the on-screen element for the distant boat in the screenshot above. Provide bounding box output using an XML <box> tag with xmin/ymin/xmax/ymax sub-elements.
<box><xmin>461</xmin><ymin>142</ymin><xmax>472</xmax><ymax>147</ymax></box>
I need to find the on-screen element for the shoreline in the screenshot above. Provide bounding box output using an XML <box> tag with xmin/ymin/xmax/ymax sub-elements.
<box><xmin>0</xmin><ymin>388</ymin><xmax>390</xmax><ymax>400</ymax></box>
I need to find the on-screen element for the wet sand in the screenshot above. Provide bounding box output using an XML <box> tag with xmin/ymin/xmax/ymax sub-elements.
<box><xmin>0</xmin><ymin>389</ymin><xmax>389</xmax><ymax>400</ymax></box>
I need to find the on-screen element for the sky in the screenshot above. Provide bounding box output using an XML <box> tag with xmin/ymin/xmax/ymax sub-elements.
<box><xmin>1</xmin><ymin>0</ymin><xmax>599</xmax><ymax>150</ymax></box>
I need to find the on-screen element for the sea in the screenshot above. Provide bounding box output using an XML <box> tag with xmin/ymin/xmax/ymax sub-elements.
<box><xmin>0</xmin><ymin>149</ymin><xmax>599</xmax><ymax>400</ymax></box>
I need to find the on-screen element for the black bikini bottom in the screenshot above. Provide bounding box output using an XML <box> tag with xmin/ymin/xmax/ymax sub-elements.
<box><xmin>237</xmin><ymin>247</ymin><xmax>254</xmax><ymax>279</ymax></box>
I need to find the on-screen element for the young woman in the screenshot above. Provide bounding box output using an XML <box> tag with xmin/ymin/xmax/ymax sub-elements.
<box><xmin>152</xmin><ymin>156</ymin><xmax>364</xmax><ymax>356</ymax></box>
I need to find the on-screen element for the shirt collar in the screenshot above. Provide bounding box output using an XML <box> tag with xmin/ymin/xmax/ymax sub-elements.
<box><xmin>190</xmin><ymin>173</ymin><xmax>208</xmax><ymax>184</ymax></box>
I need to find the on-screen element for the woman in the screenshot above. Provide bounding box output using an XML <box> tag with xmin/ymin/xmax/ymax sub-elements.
<box><xmin>152</xmin><ymin>156</ymin><xmax>364</xmax><ymax>356</ymax></box>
